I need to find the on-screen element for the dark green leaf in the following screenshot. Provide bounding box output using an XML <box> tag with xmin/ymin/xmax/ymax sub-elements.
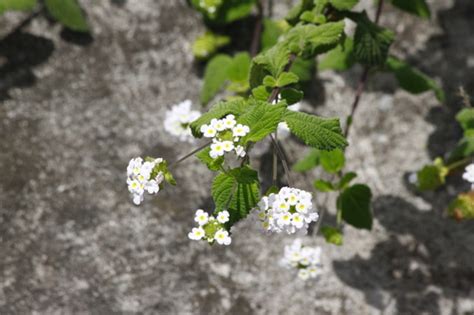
<box><xmin>416</xmin><ymin>158</ymin><xmax>448</xmax><ymax>191</ymax></box>
<box><xmin>321</xmin><ymin>226</ymin><xmax>343</xmax><ymax>245</ymax></box>
<box><xmin>390</xmin><ymin>0</ymin><xmax>430</xmax><ymax>19</ymax></box>
<box><xmin>447</xmin><ymin>134</ymin><xmax>474</xmax><ymax>163</ymax></box>
<box><xmin>320</xmin><ymin>148</ymin><xmax>345</xmax><ymax>173</ymax></box>
<box><xmin>339</xmin><ymin>184</ymin><xmax>373</xmax><ymax>230</ymax></box>
<box><xmin>200</xmin><ymin>54</ymin><xmax>233</xmax><ymax>105</ymax></box>
<box><xmin>280</xmin><ymin>88</ymin><xmax>304</xmax><ymax>105</ymax></box>
<box><xmin>283</xmin><ymin>111</ymin><xmax>347</xmax><ymax>150</ymax></box>
<box><xmin>319</xmin><ymin>37</ymin><xmax>355</xmax><ymax>71</ymax></box>
<box><xmin>329</xmin><ymin>0</ymin><xmax>359</xmax><ymax>10</ymax></box>
<box><xmin>338</xmin><ymin>172</ymin><xmax>357</xmax><ymax>189</ymax></box>
<box><xmin>386</xmin><ymin>56</ymin><xmax>444</xmax><ymax>102</ymax></box>
<box><xmin>44</xmin><ymin>0</ymin><xmax>88</xmax><ymax>32</ymax></box>
<box><xmin>238</xmin><ymin>101</ymin><xmax>286</xmax><ymax>143</ymax></box>
<box><xmin>456</xmin><ymin>108</ymin><xmax>474</xmax><ymax>131</ymax></box>
<box><xmin>290</xmin><ymin>57</ymin><xmax>315</xmax><ymax>82</ymax></box>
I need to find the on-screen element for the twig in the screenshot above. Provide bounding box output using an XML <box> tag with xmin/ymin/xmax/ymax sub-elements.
<box><xmin>270</xmin><ymin>134</ymin><xmax>292</xmax><ymax>186</ymax></box>
<box><xmin>250</xmin><ymin>0</ymin><xmax>264</xmax><ymax>57</ymax></box>
<box><xmin>169</xmin><ymin>141</ymin><xmax>212</xmax><ymax>168</ymax></box>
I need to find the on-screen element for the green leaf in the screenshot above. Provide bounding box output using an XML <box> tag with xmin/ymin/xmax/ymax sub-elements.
<box><xmin>290</xmin><ymin>57</ymin><xmax>315</xmax><ymax>81</ymax></box>
<box><xmin>261</xmin><ymin>18</ymin><xmax>287</xmax><ymax>51</ymax></box>
<box><xmin>320</xmin><ymin>148</ymin><xmax>345</xmax><ymax>173</ymax></box>
<box><xmin>349</xmin><ymin>11</ymin><xmax>394</xmax><ymax>66</ymax></box>
<box><xmin>44</xmin><ymin>0</ymin><xmax>89</xmax><ymax>32</ymax></box>
<box><xmin>227</xmin><ymin>52</ymin><xmax>251</xmax><ymax>82</ymax></box>
<box><xmin>447</xmin><ymin>134</ymin><xmax>474</xmax><ymax>163</ymax></box>
<box><xmin>337</xmin><ymin>172</ymin><xmax>357</xmax><ymax>189</ymax></box>
<box><xmin>321</xmin><ymin>226</ymin><xmax>343</xmax><ymax>245</ymax></box>
<box><xmin>319</xmin><ymin>37</ymin><xmax>355</xmax><ymax>71</ymax></box>
<box><xmin>200</xmin><ymin>54</ymin><xmax>233</xmax><ymax>105</ymax></box>
<box><xmin>192</xmin><ymin>32</ymin><xmax>230</xmax><ymax>59</ymax></box>
<box><xmin>416</xmin><ymin>158</ymin><xmax>448</xmax><ymax>191</ymax></box>
<box><xmin>447</xmin><ymin>192</ymin><xmax>474</xmax><ymax>221</ymax></box>
<box><xmin>250</xmin><ymin>41</ymin><xmax>291</xmax><ymax>88</ymax></box>
<box><xmin>263</xmin><ymin>75</ymin><xmax>277</xmax><ymax>87</ymax></box>
<box><xmin>386</xmin><ymin>56</ymin><xmax>444</xmax><ymax>102</ymax></box>
<box><xmin>0</xmin><ymin>0</ymin><xmax>36</xmax><ymax>13</ymax></box>
<box><xmin>190</xmin><ymin>99</ymin><xmax>249</xmax><ymax>137</ymax></box>
<box><xmin>456</xmin><ymin>108</ymin><xmax>474</xmax><ymax>131</ymax></box>
<box><xmin>238</xmin><ymin>101</ymin><xmax>286</xmax><ymax>143</ymax></box>
<box><xmin>196</xmin><ymin>147</ymin><xmax>224</xmax><ymax>171</ymax></box>
<box><xmin>286</xmin><ymin>0</ymin><xmax>314</xmax><ymax>25</ymax></box>
<box><xmin>276</xmin><ymin>72</ymin><xmax>299</xmax><ymax>87</ymax></box>
<box><xmin>280</xmin><ymin>88</ymin><xmax>304</xmax><ymax>105</ymax></box>
<box><xmin>293</xmin><ymin>149</ymin><xmax>321</xmax><ymax>172</ymax></box>
<box><xmin>339</xmin><ymin>184</ymin><xmax>373</xmax><ymax>230</ymax></box>
<box><xmin>314</xmin><ymin>179</ymin><xmax>335</xmax><ymax>192</ymax></box>
<box><xmin>265</xmin><ymin>185</ymin><xmax>280</xmax><ymax>195</ymax></box>
<box><xmin>212</xmin><ymin>166</ymin><xmax>260</xmax><ymax>225</ymax></box>
<box><xmin>329</xmin><ymin>0</ymin><xmax>359</xmax><ymax>10</ymax></box>
<box><xmin>251</xmin><ymin>86</ymin><xmax>271</xmax><ymax>101</ymax></box>
<box><xmin>283</xmin><ymin>111</ymin><xmax>347</xmax><ymax>150</ymax></box>
<box><xmin>192</xmin><ymin>0</ymin><xmax>256</xmax><ymax>24</ymax></box>
<box><xmin>390</xmin><ymin>0</ymin><xmax>430</xmax><ymax>19</ymax></box>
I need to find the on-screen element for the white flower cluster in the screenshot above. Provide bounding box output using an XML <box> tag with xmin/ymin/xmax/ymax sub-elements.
<box><xmin>281</xmin><ymin>239</ymin><xmax>323</xmax><ymax>281</ymax></box>
<box><xmin>254</xmin><ymin>187</ymin><xmax>318</xmax><ymax>234</ymax></box>
<box><xmin>463</xmin><ymin>163</ymin><xmax>474</xmax><ymax>189</ymax></box>
<box><xmin>164</xmin><ymin>100</ymin><xmax>201</xmax><ymax>142</ymax></box>
<box><xmin>200</xmin><ymin>114</ymin><xmax>250</xmax><ymax>159</ymax></box>
<box><xmin>188</xmin><ymin>209</ymin><xmax>232</xmax><ymax>245</ymax></box>
<box><xmin>198</xmin><ymin>0</ymin><xmax>222</xmax><ymax>14</ymax></box>
<box><xmin>127</xmin><ymin>157</ymin><xmax>164</xmax><ymax>205</ymax></box>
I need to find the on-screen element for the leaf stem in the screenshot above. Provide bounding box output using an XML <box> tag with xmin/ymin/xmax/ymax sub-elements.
<box><xmin>447</xmin><ymin>156</ymin><xmax>473</xmax><ymax>172</ymax></box>
<box><xmin>169</xmin><ymin>141</ymin><xmax>212</xmax><ymax>168</ymax></box>
<box><xmin>270</xmin><ymin>134</ymin><xmax>293</xmax><ymax>186</ymax></box>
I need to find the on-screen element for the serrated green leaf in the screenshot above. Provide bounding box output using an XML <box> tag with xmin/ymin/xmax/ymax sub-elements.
<box><xmin>227</xmin><ymin>52</ymin><xmax>251</xmax><ymax>82</ymax></box>
<box><xmin>338</xmin><ymin>172</ymin><xmax>357</xmax><ymax>189</ymax></box>
<box><xmin>190</xmin><ymin>99</ymin><xmax>249</xmax><ymax>137</ymax></box>
<box><xmin>320</xmin><ymin>148</ymin><xmax>345</xmax><ymax>173</ymax></box>
<box><xmin>321</xmin><ymin>226</ymin><xmax>343</xmax><ymax>245</ymax></box>
<box><xmin>319</xmin><ymin>37</ymin><xmax>355</xmax><ymax>71</ymax></box>
<box><xmin>277</xmin><ymin>72</ymin><xmax>299</xmax><ymax>87</ymax></box>
<box><xmin>212</xmin><ymin>166</ymin><xmax>260</xmax><ymax>225</ymax></box>
<box><xmin>456</xmin><ymin>108</ymin><xmax>474</xmax><ymax>131</ymax></box>
<box><xmin>44</xmin><ymin>0</ymin><xmax>89</xmax><ymax>32</ymax></box>
<box><xmin>416</xmin><ymin>158</ymin><xmax>448</xmax><ymax>191</ymax></box>
<box><xmin>390</xmin><ymin>0</ymin><xmax>430</xmax><ymax>19</ymax></box>
<box><xmin>290</xmin><ymin>57</ymin><xmax>315</xmax><ymax>82</ymax></box>
<box><xmin>238</xmin><ymin>101</ymin><xmax>286</xmax><ymax>143</ymax></box>
<box><xmin>386</xmin><ymin>56</ymin><xmax>444</xmax><ymax>102</ymax></box>
<box><xmin>286</xmin><ymin>0</ymin><xmax>314</xmax><ymax>25</ymax></box>
<box><xmin>314</xmin><ymin>179</ymin><xmax>335</xmax><ymax>192</ymax></box>
<box><xmin>280</xmin><ymin>88</ymin><xmax>304</xmax><ymax>105</ymax></box>
<box><xmin>329</xmin><ymin>0</ymin><xmax>359</xmax><ymax>10</ymax></box>
<box><xmin>192</xmin><ymin>32</ymin><xmax>230</xmax><ymax>59</ymax></box>
<box><xmin>447</xmin><ymin>192</ymin><xmax>474</xmax><ymax>221</ymax></box>
<box><xmin>250</xmin><ymin>41</ymin><xmax>291</xmax><ymax>88</ymax></box>
<box><xmin>200</xmin><ymin>54</ymin><xmax>233</xmax><ymax>105</ymax></box>
<box><xmin>349</xmin><ymin>11</ymin><xmax>394</xmax><ymax>66</ymax></box>
<box><xmin>293</xmin><ymin>149</ymin><xmax>321</xmax><ymax>172</ymax></box>
<box><xmin>251</xmin><ymin>86</ymin><xmax>271</xmax><ymax>101</ymax></box>
<box><xmin>0</xmin><ymin>0</ymin><xmax>36</xmax><ymax>13</ymax></box>
<box><xmin>339</xmin><ymin>184</ymin><xmax>373</xmax><ymax>230</ymax></box>
<box><xmin>196</xmin><ymin>147</ymin><xmax>224</xmax><ymax>171</ymax></box>
<box><xmin>447</xmin><ymin>133</ymin><xmax>474</xmax><ymax>163</ymax></box>
<box><xmin>283</xmin><ymin>111</ymin><xmax>347</xmax><ymax>150</ymax></box>
<box><xmin>263</xmin><ymin>75</ymin><xmax>277</xmax><ymax>87</ymax></box>
<box><xmin>261</xmin><ymin>18</ymin><xmax>287</xmax><ymax>51</ymax></box>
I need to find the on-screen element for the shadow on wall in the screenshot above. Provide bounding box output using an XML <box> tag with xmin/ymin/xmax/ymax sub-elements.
<box><xmin>333</xmin><ymin>195</ymin><xmax>474</xmax><ymax>315</ymax></box>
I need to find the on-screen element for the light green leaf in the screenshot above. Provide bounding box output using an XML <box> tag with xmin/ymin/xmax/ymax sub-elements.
<box><xmin>339</xmin><ymin>184</ymin><xmax>373</xmax><ymax>230</ymax></box>
<box><xmin>320</xmin><ymin>148</ymin><xmax>345</xmax><ymax>173</ymax></box>
<box><xmin>192</xmin><ymin>32</ymin><xmax>230</xmax><ymax>59</ymax></box>
<box><xmin>196</xmin><ymin>147</ymin><xmax>224</xmax><ymax>171</ymax></box>
<box><xmin>283</xmin><ymin>111</ymin><xmax>347</xmax><ymax>150</ymax></box>
<box><xmin>293</xmin><ymin>149</ymin><xmax>320</xmax><ymax>172</ymax></box>
<box><xmin>386</xmin><ymin>56</ymin><xmax>444</xmax><ymax>102</ymax></box>
<box><xmin>349</xmin><ymin>11</ymin><xmax>394</xmax><ymax>66</ymax></box>
<box><xmin>319</xmin><ymin>37</ymin><xmax>355</xmax><ymax>71</ymax></box>
<box><xmin>263</xmin><ymin>75</ymin><xmax>277</xmax><ymax>88</ymax></box>
<box><xmin>190</xmin><ymin>99</ymin><xmax>249</xmax><ymax>137</ymax></box>
<box><xmin>337</xmin><ymin>172</ymin><xmax>357</xmax><ymax>189</ymax></box>
<box><xmin>416</xmin><ymin>158</ymin><xmax>448</xmax><ymax>191</ymax></box>
<box><xmin>200</xmin><ymin>54</ymin><xmax>233</xmax><ymax>105</ymax></box>
<box><xmin>250</xmin><ymin>41</ymin><xmax>291</xmax><ymax>88</ymax></box>
<box><xmin>277</xmin><ymin>72</ymin><xmax>299</xmax><ymax>87</ymax></box>
<box><xmin>286</xmin><ymin>0</ymin><xmax>314</xmax><ymax>25</ymax></box>
<box><xmin>212</xmin><ymin>166</ymin><xmax>260</xmax><ymax>225</ymax></box>
<box><xmin>238</xmin><ymin>101</ymin><xmax>286</xmax><ymax>143</ymax></box>
<box><xmin>390</xmin><ymin>0</ymin><xmax>430</xmax><ymax>19</ymax></box>
<box><xmin>455</xmin><ymin>108</ymin><xmax>474</xmax><ymax>131</ymax></box>
<box><xmin>290</xmin><ymin>57</ymin><xmax>315</xmax><ymax>82</ymax></box>
<box><xmin>314</xmin><ymin>179</ymin><xmax>335</xmax><ymax>192</ymax></box>
<box><xmin>44</xmin><ymin>0</ymin><xmax>89</xmax><ymax>32</ymax></box>
<box><xmin>227</xmin><ymin>52</ymin><xmax>251</xmax><ymax>82</ymax></box>
<box><xmin>329</xmin><ymin>0</ymin><xmax>359</xmax><ymax>10</ymax></box>
<box><xmin>251</xmin><ymin>86</ymin><xmax>271</xmax><ymax>101</ymax></box>
<box><xmin>261</xmin><ymin>18</ymin><xmax>287</xmax><ymax>51</ymax></box>
<box><xmin>321</xmin><ymin>226</ymin><xmax>343</xmax><ymax>245</ymax></box>
<box><xmin>0</xmin><ymin>0</ymin><xmax>36</xmax><ymax>13</ymax></box>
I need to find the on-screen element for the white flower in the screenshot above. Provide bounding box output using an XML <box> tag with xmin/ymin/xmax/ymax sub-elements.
<box><xmin>222</xmin><ymin>141</ymin><xmax>234</xmax><ymax>152</ymax></box>
<box><xmin>216</xmin><ymin>210</ymin><xmax>230</xmax><ymax>223</ymax></box>
<box><xmin>194</xmin><ymin>209</ymin><xmax>209</xmax><ymax>226</ymax></box>
<box><xmin>132</xmin><ymin>193</ymin><xmax>144</xmax><ymax>205</ymax></box>
<box><xmin>188</xmin><ymin>227</ymin><xmax>205</xmax><ymax>240</ymax></box>
<box><xmin>281</xmin><ymin>239</ymin><xmax>323</xmax><ymax>281</ymax></box>
<box><xmin>223</xmin><ymin>114</ymin><xmax>236</xmax><ymax>129</ymax></box>
<box><xmin>232</xmin><ymin>124</ymin><xmax>250</xmax><ymax>137</ymax></box>
<box><xmin>201</xmin><ymin>124</ymin><xmax>217</xmax><ymax>138</ymax></box>
<box><xmin>164</xmin><ymin>100</ymin><xmax>201</xmax><ymax>142</ymax></box>
<box><xmin>297</xmin><ymin>269</ymin><xmax>310</xmax><ymax>280</ymax></box>
<box><xmin>126</xmin><ymin>157</ymin><xmax>165</xmax><ymax>205</ymax></box>
<box><xmin>235</xmin><ymin>145</ymin><xmax>246</xmax><ymax>157</ymax></box>
<box><xmin>214</xmin><ymin>229</ymin><xmax>232</xmax><ymax>245</ymax></box>
<box><xmin>211</xmin><ymin>118</ymin><xmax>226</xmax><ymax>131</ymax></box>
<box><xmin>408</xmin><ymin>172</ymin><xmax>418</xmax><ymax>185</ymax></box>
<box><xmin>252</xmin><ymin>187</ymin><xmax>318</xmax><ymax>234</ymax></box>
<box><xmin>210</xmin><ymin>141</ymin><xmax>225</xmax><ymax>158</ymax></box>
<box><xmin>463</xmin><ymin>164</ymin><xmax>474</xmax><ymax>187</ymax></box>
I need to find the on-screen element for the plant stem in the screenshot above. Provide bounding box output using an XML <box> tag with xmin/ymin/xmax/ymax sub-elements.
<box><xmin>169</xmin><ymin>141</ymin><xmax>212</xmax><ymax>168</ymax></box>
<box><xmin>250</xmin><ymin>0</ymin><xmax>264</xmax><ymax>57</ymax></box>
<box><xmin>447</xmin><ymin>156</ymin><xmax>473</xmax><ymax>172</ymax></box>
<box><xmin>270</xmin><ymin>134</ymin><xmax>292</xmax><ymax>186</ymax></box>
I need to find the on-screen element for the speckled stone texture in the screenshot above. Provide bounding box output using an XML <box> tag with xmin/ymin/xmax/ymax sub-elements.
<box><xmin>1</xmin><ymin>0</ymin><xmax>473</xmax><ymax>314</ymax></box>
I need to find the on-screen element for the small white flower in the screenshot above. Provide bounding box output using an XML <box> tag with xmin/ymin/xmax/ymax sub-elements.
<box><xmin>211</xmin><ymin>118</ymin><xmax>226</xmax><ymax>131</ymax></box>
<box><xmin>234</xmin><ymin>145</ymin><xmax>246</xmax><ymax>157</ymax></box>
<box><xmin>164</xmin><ymin>100</ymin><xmax>201</xmax><ymax>142</ymax></box>
<box><xmin>281</xmin><ymin>239</ymin><xmax>323</xmax><ymax>281</ymax></box>
<box><xmin>144</xmin><ymin>179</ymin><xmax>160</xmax><ymax>194</ymax></box>
<box><xmin>277</xmin><ymin>212</ymin><xmax>292</xmax><ymax>226</ymax></box>
<box><xmin>223</xmin><ymin>114</ymin><xmax>236</xmax><ymax>129</ymax></box>
<box><xmin>222</xmin><ymin>141</ymin><xmax>234</xmax><ymax>152</ymax></box>
<box><xmin>297</xmin><ymin>269</ymin><xmax>310</xmax><ymax>280</ymax></box>
<box><xmin>126</xmin><ymin>157</ymin><xmax>165</xmax><ymax>205</ymax></box>
<box><xmin>188</xmin><ymin>227</ymin><xmax>205</xmax><ymax>240</ymax></box>
<box><xmin>214</xmin><ymin>229</ymin><xmax>232</xmax><ymax>245</ymax></box>
<box><xmin>210</xmin><ymin>141</ymin><xmax>225</xmax><ymax>158</ymax></box>
<box><xmin>201</xmin><ymin>124</ymin><xmax>217</xmax><ymax>138</ymax></box>
<box><xmin>291</xmin><ymin>213</ymin><xmax>304</xmax><ymax>228</ymax></box>
<box><xmin>232</xmin><ymin>124</ymin><xmax>250</xmax><ymax>137</ymax></box>
<box><xmin>194</xmin><ymin>209</ymin><xmax>209</xmax><ymax>226</ymax></box>
<box><xmin>132</xmin><ymin>193</ymin><xmax>144</xmax><ymax>205</ymax></box>
<box><xmin>463</xmin><ymin>163</ymin><xmax>474</xmax><ymax>186</ymax></box>
<box><xmin>216</xmin><ymin>210</ymin><xmax>230</xmax><ymax>223</ymax></box>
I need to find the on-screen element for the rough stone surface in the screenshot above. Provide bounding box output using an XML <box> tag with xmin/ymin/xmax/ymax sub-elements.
<box><xmin>1</xmin><ymin>0</ymin><xmax>474</xmax><ymax>314</ymax></box>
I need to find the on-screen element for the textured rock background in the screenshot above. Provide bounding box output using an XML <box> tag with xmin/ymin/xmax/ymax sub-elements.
<box><xmin>1</xmin><ymin>0</ymin><xmax>474</xmax><ymax>314</ymax></box>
